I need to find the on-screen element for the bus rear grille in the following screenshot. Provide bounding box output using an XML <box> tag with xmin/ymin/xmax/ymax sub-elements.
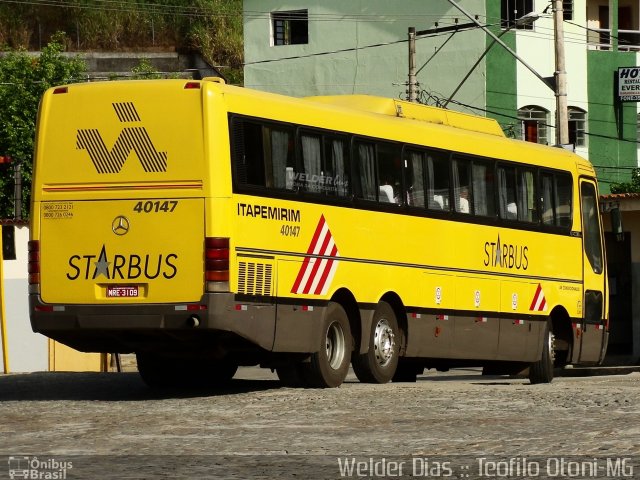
<box><xmin>237</xmin><ymin>261</ymin><xmax>273</xmax><ymax>296</ymax></box>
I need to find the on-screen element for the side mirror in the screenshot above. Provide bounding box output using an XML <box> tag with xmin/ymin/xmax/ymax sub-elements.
<box><xmin>610</xmin><ymin>207</ymin><xmax>624</xmax><ymax>242</ymax></box>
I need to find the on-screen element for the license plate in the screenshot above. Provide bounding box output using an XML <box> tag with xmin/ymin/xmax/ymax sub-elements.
<box><xmin>106</xmin><ymin>285</ymin><xmax>139</xmax><ymax>298</ymax></box>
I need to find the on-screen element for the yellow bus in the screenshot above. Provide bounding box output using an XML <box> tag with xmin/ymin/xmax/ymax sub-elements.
<box><xmin>29</xmin><ymin>78</ymin><xmax>608</xmax><ymax>388</ymax></box>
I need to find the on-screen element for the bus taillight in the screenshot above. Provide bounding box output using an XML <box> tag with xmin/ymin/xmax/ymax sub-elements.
<box><xmin>205</xmin><ymin>237</ymin><xmax>229</xmax><ymax>292</ymax></box>
<box><xmin>28</xmin><ymin>240</ymin><xmax>40</xmax><ymax>293</ymax></box>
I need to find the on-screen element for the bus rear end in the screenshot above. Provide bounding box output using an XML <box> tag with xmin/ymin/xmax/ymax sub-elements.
<box><xmin>29</xmin><ymin>80</ymin><xmax>239</xmax><ymax>383</ymax></box>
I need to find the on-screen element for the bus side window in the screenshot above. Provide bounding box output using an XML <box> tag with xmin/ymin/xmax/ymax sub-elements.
<box><xmin>324</xmin><ymin>137</ymin><xmax>350</xmax><ymax>197</ymax></box>
<box><xmin>497</xmin><ymin>165</ymin><xmax>518</xmax><ymax>220</ymax></box>
<box><xmin>541</xmin><ymin>173</ymin><xmax>555</xmax><ymax>225</ymax></box>
<box><xmin>452</xmin><ymin>156</ymin><xmax>471</xmax><ymax>214</ymax></box>
<box><xmin>517</xmin><ymin>169</ymin><xmax>538</xmax><ymax>222</ymax></box>
<box><xmin>354</xmin><ymin>141</ymin><xmax>377</xmax><ymax>201</ymax></box>
<box><xmin>405</xmin><ymin>150</ymin><xmax>425</xmax><ymax>208</ymax></box>
<box><xmin>377</xmin><ymin>143</ymin><xmax>402</xmax><ymax>204</ymax></box>
<box><xmin>300</xmin><ymin>132</ymin><xmax>322</xmax><ymax>193</ymax></box>
<box><xmin>426</xmin><ymin>151</ymin><xmax>450</xmax><ymax>211</ymax></box>
<box><xmin>267</xmin><ymin>126</ymin><xmax>295</xmax><ymax>190</ymax></box>
<box><xmin>555</xmin><ymin>173</ymin><xmax>572</xmax><ymax>228</ymax></box>
<box><xmin>236</xmin><ymin>120</ymin><xmax>267</xmax><ymax>187</ymax></box>
<box><xmin>472</xmin><ymin>160</ymin><xmax>495</xmax><ymax>217</ymax></box>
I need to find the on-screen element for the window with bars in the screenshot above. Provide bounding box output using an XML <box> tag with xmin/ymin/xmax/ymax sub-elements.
<box><xmin>518</xmin><ymin>106</ymin><xmax>549</xmax><ymax>145</ymax></box>
<box><xmin>272</xmin><ymin>10</ymin><xmax>308</xmax><ymax>46</ymax></box>
<box><xmin>501</xmin><ymin>0</ymin><xmax>534</xmax><ymax>29</ymax></box>
<box><xmin>563</xmin><ymin>0</ymin><xmax>573</xmax><ymax>21</ymax></box>
<box><xmin>568</xmin><ymin>107</ymin><xmax>586</xmax><ymax>147</ymax></box>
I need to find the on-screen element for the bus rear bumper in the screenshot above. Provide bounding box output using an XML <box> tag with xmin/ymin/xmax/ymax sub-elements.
<box><xmin>28</xmin><ymin>292</ymin><xmax>278</xmax><ymax>354</ymax></box>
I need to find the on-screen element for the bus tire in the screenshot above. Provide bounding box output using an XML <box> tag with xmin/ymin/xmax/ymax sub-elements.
<box><xmin>300</xmin><ymin>302</ymin><xmax>352</xmax><ymax>388</ymax></box>
<box><xmin>352</xmin><ymin>301</ymin><xmax>399</xmax><ymax>384</ymax></box>
<box><xmin>529</xmin><ymin>323</ymin><xmax>555</xmax><ymax>384</ymax></box>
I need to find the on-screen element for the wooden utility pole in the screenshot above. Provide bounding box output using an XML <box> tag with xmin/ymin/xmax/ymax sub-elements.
<box><xmin>553</xmin><ymin>0</ymin><xmax>569</xmax><ymax>146</ymax></box>
<box><xmin>408</xmin><ymin>27</ymin><xmax>417</xmax><ymax>102</ymax></box>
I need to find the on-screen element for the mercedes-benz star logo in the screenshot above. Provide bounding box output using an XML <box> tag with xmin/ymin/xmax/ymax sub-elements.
<box><xmin>112</xmin><ymin>216</ymin><xmax>130</xmax><ymax>236</ymax></box>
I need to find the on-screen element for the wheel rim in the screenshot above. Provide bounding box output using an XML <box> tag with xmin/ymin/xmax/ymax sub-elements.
<box><xmin>373</xmin><ymin>318</ymin><xmax>396</xmax><ymax>367</ymax></box>
<box><xmin>326</xmin><ymin>321</ymin><xmax>346</xmax><ymax>370</ymax></box>
<box><xmin>548</xmin><ymin>330</ymin><xmax>556</xmax><ymax>365</ymax></box>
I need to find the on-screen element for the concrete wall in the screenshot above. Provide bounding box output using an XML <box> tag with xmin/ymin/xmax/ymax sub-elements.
<box><xmin>2</xmin><ymin>225</ymin><xmax>48</xmax><ymax>372</ymax></box>
<box><xmin>244</xmin><ymin>0</ymin><xmax>487</xmax><ymax>110</ymax></box>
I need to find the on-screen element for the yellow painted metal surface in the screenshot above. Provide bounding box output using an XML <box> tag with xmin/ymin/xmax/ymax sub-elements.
<box><xmin>33</xmin><ymin>80</ymin><xmax>208</xmax><ymax>304</ymax></box>
<box><xmin>48</xmin><ymin>340</ymin><xmax>102</xmax><ymax>372</ymax></box>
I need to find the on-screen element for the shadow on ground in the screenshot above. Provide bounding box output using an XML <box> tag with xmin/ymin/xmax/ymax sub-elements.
<box><xmin>0</xmin><ymin>372</ymin><xmax>282</xmax><ymax>402</ymax></box>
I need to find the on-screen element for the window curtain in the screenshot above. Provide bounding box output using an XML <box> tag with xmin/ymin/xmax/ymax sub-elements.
<box><xmin>271</xmin><ymin>130</ymin><xmax>290</xmax><ymax>189</ymax></box>
<box><xmin>358</xmin><ymin>143</ymin><xmax>376</xmax><ymax>200</ymax></box>
<box><xmin>497</xmin><ymin>168</ymin><xmax>508</xmax><ymax>218</ymax></box>
<box><xmin>426</xmin><ymin>155</ymin><xmax>437</xmax><ymax>209</ymax></box>
<box><xmin>541</xmin><ymin>175</ymin><xmax>554</xmax><ymax>224</ymax></box>
<box><xmin>472</xmin><ymin>164</ymin><xmax>487</xmax><ymax>216</ymax></box>
<box><xmin>331</xmin><ymin>140</ymin><xmax>347</xmax><ymax>196</ymax></box>
<box><xmin>409</xmin><ymin>152</ymin><xmax>424</xmax><ymax>207</ymax></box>
<box><xmin>301</xmin><ymin>134</ymin><xmax>322</xmax><ymax>192</ymax></box>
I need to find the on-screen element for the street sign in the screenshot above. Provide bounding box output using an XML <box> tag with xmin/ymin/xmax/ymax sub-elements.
<box><xmin>618</xmin><ymin>67</ymin><xmax>640</xmax><ymax>102</ymax></box>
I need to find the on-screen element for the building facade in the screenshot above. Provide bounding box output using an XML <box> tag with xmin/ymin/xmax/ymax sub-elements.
<box><xmin>244</xmin><ymin>0</ymin><xmax>640</xmax><ymax>191</ymax></box>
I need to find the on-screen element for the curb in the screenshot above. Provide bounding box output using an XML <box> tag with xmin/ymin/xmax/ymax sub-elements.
<box><xmin>557</xmin><ymin>365</ymin><xmax>640</xmax><ymax>377</ymax></box>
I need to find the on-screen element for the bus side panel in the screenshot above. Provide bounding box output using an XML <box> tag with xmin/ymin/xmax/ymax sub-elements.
<box><xmin>272</xmin><ymin>259</ymin><xmax>324</xmax><ymax>353</ymax></box>
<box><xmin>405</xmin><ymin>273</ymin><xmax>455</xmax><ymax>358</ymax></box>
<box><xmin>451</xmin><ymin>276</ymin><xmax>499</xmax><ymax>359</ymax></box>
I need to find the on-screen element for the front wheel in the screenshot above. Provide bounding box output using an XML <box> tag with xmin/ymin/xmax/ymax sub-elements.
<box><xmin>299</xmin><ymin>302</ymin><xmax>352</xmax><ymax>388</ymax></box>
<box><xmin>352</xmin><ymin>301</ymin><xmax>400</xmax><ymax>384</ymax></box>
<box><xmin>529</xmin><ymin>323</ymin><xmax>555</xmax><ymax>384</ymax></box>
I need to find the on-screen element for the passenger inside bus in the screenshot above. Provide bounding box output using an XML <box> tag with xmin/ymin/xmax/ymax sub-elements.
<box><xmin>458</xmin><ymin>187</ymin><xmax>470</xmax><ymax>213</ymax></box>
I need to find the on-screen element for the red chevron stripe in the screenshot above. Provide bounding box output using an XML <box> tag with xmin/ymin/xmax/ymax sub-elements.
<box><xmin>313</xmin><ymin>244</ymin><xmax>339</xmax><ymax>295</ymax></box>
<box><xmin>302</xmin><ymin>230</ymin><xmax>333</xmax><ymax>294</ymax></box>
<box><xmin>291</xmin><ymin>215</ymin><xmax>326</xmax><ymax>294</ymax></box>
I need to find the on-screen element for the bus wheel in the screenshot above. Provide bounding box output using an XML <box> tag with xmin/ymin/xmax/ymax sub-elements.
<box><xmin>529</xmin><ymin>323</ymin><xmax>555</xmax><ymax>384</ymax></box>
<box><xmin>352</xmin><ymin>301</ymin><xmax>399</xmax><ymax>384</ymax></box>
<box><xmin>300</xmin><ymin>302</ymin><xmax>352</xmax><ymax>388</ymax></box>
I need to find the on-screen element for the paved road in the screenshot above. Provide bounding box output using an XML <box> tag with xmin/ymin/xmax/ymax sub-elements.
<box><xmin>0</xmin><ymin>368</ymin><xmax>639</xmax><ymax>479</ymax></box>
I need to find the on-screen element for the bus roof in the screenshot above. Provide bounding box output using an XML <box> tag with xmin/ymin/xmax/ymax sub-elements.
<box><xmin>306</xmin><ymin>95</ymin><xmax>506</xmax><ymax>138</ymax></box>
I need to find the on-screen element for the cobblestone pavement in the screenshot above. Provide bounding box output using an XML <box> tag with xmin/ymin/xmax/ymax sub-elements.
<box><xmin>0</xmin><ymin>367</ymin><xmax>639</xmax><ymax>479</ymax></box>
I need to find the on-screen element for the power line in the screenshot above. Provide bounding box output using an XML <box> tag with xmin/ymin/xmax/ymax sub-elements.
<box><xmin>244</xmin><ymin>21</ymin><xmax>492</xmax><ymax>66</ymax></box>
<box><xmin>438</xmin><ymin>93</ymin><xmax>640</xmax><ymax>146</ymax></box>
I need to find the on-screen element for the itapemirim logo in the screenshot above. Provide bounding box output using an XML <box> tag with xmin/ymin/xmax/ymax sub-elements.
<box><xmin>76</xmin><ymin>102</ymin><xmax>168</xmax><ymax>174</ymax></box>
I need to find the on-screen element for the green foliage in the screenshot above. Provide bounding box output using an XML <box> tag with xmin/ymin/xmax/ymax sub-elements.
<box><xmin>0</xmin><ymin>33</ymin><xmax>86</xmax><ymax>219</ymax></box>
<box><xmin>610</xmin><ymin>168</ymin><xmax>640</xmax><ymax>194</ymax></box>
<box><xmin>0</xmin><ymin>1</ymin><xmax>244</xmax><ymax>84</ymax></box>
<box><xmin>130</xmin><ymin>58</ymin><xmax>162</xmax><ymax>79</ymax></box>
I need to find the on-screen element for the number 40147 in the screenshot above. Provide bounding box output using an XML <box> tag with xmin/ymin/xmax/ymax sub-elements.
<box><xmin>281</xmin><ymin>225</ymin><xmax>300</xmax><ymax>237</ymax></box>
<box><xmin>133</xmin><ymin>200</ymin><xmax>178</xmax><ymax>213</ymax></box>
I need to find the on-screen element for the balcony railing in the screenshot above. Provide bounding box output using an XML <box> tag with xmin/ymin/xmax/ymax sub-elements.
<box><xmin>588</xmin><ymin>28</ymin><xmax>640</xmax><ymax>52</ymax></box>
